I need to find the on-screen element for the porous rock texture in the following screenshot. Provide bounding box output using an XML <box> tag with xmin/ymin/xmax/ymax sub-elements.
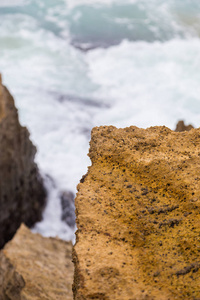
<box><xmin>0</xmin><ymin>75</ymin><xmax>46</xmax><ymax>248</ymax></box>
<box><xmin>73</xmin><ymin>125</ymin><xmax>200</xmax><ymax>300</ymax></box>
<box><xmin>0</xmin><ymin>224</ymin><xmax>73</xmax><ymax>299</ymax></box>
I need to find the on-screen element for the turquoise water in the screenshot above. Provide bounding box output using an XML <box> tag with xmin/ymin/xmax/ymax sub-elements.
<box><xmin>0</xmin><ymin>0</ymin><xmax>200</xmax><ymax>240</ymax></box>
<box><xmin>1</xmin><ymin>0</ymin><xmax>200</xmax><ymax>48</ymax></box>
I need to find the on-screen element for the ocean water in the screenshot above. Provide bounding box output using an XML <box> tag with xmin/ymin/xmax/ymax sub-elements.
<box><xmin>0</xmin><ymin>0</ymin><xmax>200</xmax><ymax>241</ymax></box>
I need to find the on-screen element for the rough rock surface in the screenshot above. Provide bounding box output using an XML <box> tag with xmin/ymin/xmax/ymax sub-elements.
<box><xmin>0</xmin><ymin>76</ymin><xmax>46</xmax><ymax>248</ymax></box>
<box><xmin>73</xmin><ymin>125</ymin><xmax>200</xmax><ymax>300</ymax></box>
<box><xmin>175</xmin><ymin>120</ymin><xmax>194</xmax><ymax>132</ymax></box>
<box><xmin>0</xmin><ymin>224</ymin><xmax>73</xmax><ymax>299</ymax></box>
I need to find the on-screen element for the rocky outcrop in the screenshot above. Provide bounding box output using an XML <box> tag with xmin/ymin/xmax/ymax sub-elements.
<box><xmin>0</xmin><ymin>76</ymin><xmax>46</xmax><ymax>248</ymax></box>
<box><xmin>73</xmin><ymin>125</ymin><xmax>200</xmax><ymax>299</ymax></box>
<box><xmin>0</xmin><ymin>224</ymin><xmax>73</xmax><ymax>299</ymax></box>
<box><xmin>175</xmin><ymin>120</ymin><xmax>194</xmax><ymax>132</ymax></box>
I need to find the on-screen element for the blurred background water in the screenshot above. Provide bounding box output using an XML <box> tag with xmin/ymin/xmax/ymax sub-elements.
<box><xmin>0</xmin><ymin>0</ymin><xmax>200</xmax><ymax>241</ymax></box>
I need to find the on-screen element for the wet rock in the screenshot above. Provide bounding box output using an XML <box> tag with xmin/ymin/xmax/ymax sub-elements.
<box><xmin>60</xmin><ymin>191</ymin><xmax>76</xmax><ymax>228</ymax></box>
<box><xmin>73</xmin><ymin>125</ymin><xmax>200</xmax><ymax>299</ymax></box>
<box><xmin>0</xmin><ymin>224</ymin><xmax>73</xmax><ymax>299</ymax></box>
<box><xmin>175</xmin><ymin>120</ymin><xmax>194</xmax><ymax>132</ymax></box>
<box><xmin>0</xmin><ymin>75</ymin><xmax>46</xmax><ymax>248</ymax></box>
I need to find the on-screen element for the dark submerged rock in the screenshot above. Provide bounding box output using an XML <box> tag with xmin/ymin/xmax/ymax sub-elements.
<box><xmin>60</xmin><ymin>190</ymin><xmax>76</xmax><ymax>228</ymax></box>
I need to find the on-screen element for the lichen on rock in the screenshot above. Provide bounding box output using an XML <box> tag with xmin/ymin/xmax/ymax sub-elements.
<box><xmin>73</xmin><ymin>125</ymin><xmax>200</xmax><ymax>299</ymax></box>
<box><xmin>0</xmin><ymin>75</ymin><xmax>46</xmax><ymax>248</ymax></box>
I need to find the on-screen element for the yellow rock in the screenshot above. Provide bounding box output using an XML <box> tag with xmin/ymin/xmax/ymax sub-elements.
<box><xmin>0</xmin><ymin>224</ymin><xmax>73</xmax><ymax>299</ymax></box>
<box><xmin>73</xmin><ymin>125</ymin><xmax>200</xmax><ymax>300</ymax></box>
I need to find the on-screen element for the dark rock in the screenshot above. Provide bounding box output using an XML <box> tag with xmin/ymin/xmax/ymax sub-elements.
<box><xmin>0</xmin><ymin>75</ymin><xmax>46</xmax><ymax>249</ymax></box>
<box><xmin>175</xmin><ymin>120</ymin><xmax>194</xmax><ymax>132</ymax></box>
<box><xmin>60</xmin><ymin>190</ymin><xmax>76</xmax><ymax>228</ymax></box>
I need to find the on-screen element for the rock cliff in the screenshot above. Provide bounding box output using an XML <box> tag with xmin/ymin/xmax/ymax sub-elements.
<box><xmin>0</xmin><ymin>224</ymin><xmax>73</xmax><ymax>299</ymax></box>
<box><xmin>0</xmin><ymin>76</ymin><xmax>46</xmax><ymax>248</ymax></box>
<box><xmin>73</xmin><ymin>125</ymin><xmax>200</xmax><ymax>299</ymax></box>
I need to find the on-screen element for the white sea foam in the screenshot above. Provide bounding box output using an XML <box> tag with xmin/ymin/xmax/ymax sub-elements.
<box><xmin>87</xmin><ymin>38</ymin><xmax>200</xmax><ymax>129</ymax></box>
<box><xmin>32</xmin><ymin>175</ymin><xmax>76</xmax><ymax>243</ymax></box>
<box><xmin>0</xmin><ymin>0</ymin><xmax>26</xmax><ymax>7</ymax></box>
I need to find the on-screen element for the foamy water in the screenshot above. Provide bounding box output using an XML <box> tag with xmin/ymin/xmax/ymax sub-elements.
<box><xmin>0</xmin><ymin>0</ymin><xmax>200</xmax><ymax>241</ymax></box>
